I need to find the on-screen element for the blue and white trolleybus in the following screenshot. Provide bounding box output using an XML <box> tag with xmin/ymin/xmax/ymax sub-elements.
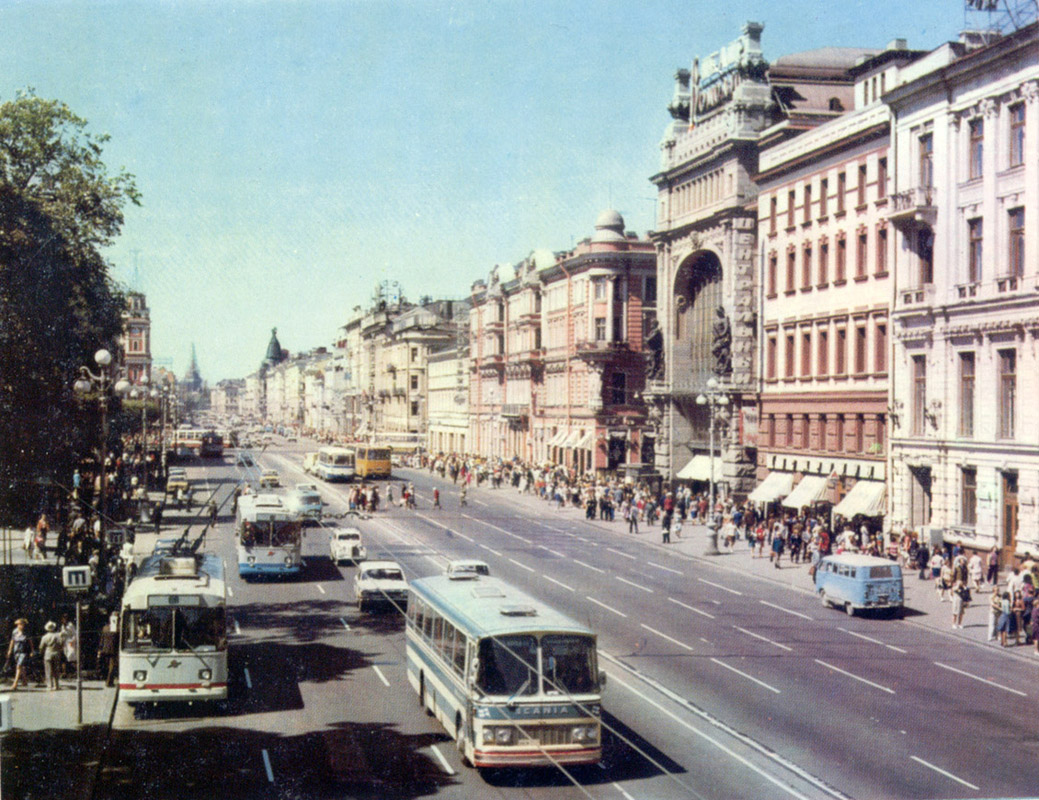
<box><xmin>235</xmin><ymin>493</ymin><xmax>303</xmax><ymax>579</ymax></box>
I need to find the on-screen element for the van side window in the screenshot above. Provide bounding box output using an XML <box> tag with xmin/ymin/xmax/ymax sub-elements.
<box><xmin>838</xmin><ymin>565</ymin><xmax>849</xmax><ymax>577</ymax></box>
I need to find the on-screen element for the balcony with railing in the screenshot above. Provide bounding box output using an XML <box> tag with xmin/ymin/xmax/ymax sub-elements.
<box><xmin>501</xmin><ymin>403</ymin><xmax>529</xmax><ymax>420</ymax></box>
<box><xmin>887</xmin><ymin>186</ymin><xmax>936</xmax><ymax>228</ymax></box>
<box><xmin>574</xmin><ymin>340</ymin><xmax>630</xmax><ymax>362</ymax></box>
<box><xmin>897</xmin><ymin>283</ymin><xmax>936</xmax><ymax>310</ymax></box>
<box><xmin>514</xmin><ymin>348</ymin><xmax>545</xmax><ymax>366</ymax></box>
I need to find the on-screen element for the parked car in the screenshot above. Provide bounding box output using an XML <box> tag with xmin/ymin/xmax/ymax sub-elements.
<box><xmin>445</xmin><ymin>559</ymin><xmax>490</xmax><ymax>579</ymax></box>
<box><xmin>259</xmin><ymin>469</ymin><xmax>280</xmax><ymax>488</ymax></box>
<box><xmin>236</xmin><ymin>452</ymin><xmax>254</xmax><ymax>467</ymax></box>
<box><xmin>166</xmin><ymin>468</ymin><xmax>189</xmax><ymax>495</ymax></box>
<box><xmin>353</xmin><ymin>560</ymin><xmax>408</xmax><ymax>612</ymax></box>
<box><xmin>286</xmin><ymin>486</ymin><xmax>323</xmax><ymax>523</ymax></box>
<box><xmin>814</xmin><ymin>553</ymin><xmax>904</xmax><ymax>617</ymax></box>
<box><xmin>329</xmin><ymin>527</ymin><xmax>367</xmax><ymax>565</ymax></box>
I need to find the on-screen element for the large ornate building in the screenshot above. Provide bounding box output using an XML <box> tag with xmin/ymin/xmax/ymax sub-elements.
<box><xmin>120</xmin><ymin>291</ymin><xmax>151</xmax><ymax>384</ymax></box>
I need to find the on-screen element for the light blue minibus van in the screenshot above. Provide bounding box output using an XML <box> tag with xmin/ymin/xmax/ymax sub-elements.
<box><xmin>814</xmin><ymin>553</ymin><xmax>904</xmax><ymax>617</ymax></box>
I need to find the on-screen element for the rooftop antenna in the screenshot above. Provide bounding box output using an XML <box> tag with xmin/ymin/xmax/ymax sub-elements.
<box><xmin>964</xmin><ymin>0</ymin><xmax>1038</xmax><ymax>33</ymax></box>
<box><xmin>129</xmin><ymin>248</ymin><xmax>141</xmax><ymax>291</ymax></box>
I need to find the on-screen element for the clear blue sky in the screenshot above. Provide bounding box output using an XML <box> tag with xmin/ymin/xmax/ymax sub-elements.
<box><xmin>1</xmin><ymin>0</ymin><xmax>973</xmax><ymax>381</ymax></box>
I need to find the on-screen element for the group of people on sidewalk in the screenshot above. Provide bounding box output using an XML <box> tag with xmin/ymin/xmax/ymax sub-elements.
<box><xmin>5</xmin><ymin>617</ymin><xmax>78</xmax><ymax>692</ymax></box>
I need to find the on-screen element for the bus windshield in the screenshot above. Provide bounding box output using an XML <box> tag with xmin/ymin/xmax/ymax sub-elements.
<box><xmin>123</xmin><ymin>606</ymin><xmax>227</xmax><ymax>652</ymax></box>
<box><xmin>240</xmin><ymin>521</ymin><xmax>300</xmax><ymax>547</ymax></box>
<box><xmin>477</xmin><ymin>635</ymin><xmax>538</xmax><ymax>696</ymax></box>
<box><xmin>542</xmin><ymin>634</ymin><xmax>597</xmax><ymax>694</ymax></box>
<box><xmin>272</xmin><ymin>521</ymin><xmax>301</xmax><ymax>546</ymax></box>
<box><xmin>333</xmin><ymin>453</ymin><xmax>353</xmax><ymax>466</ymax></box>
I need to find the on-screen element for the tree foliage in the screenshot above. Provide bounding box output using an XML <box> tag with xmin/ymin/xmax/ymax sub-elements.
<box><xmin>0</xmin><ymin>90</ymin><xmax>140</xmax><ymax>521</ymax></box>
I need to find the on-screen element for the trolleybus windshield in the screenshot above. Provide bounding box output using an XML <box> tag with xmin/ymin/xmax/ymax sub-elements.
<box><xmin>122</xmin><ymin>605</ymin><xmax>227</xmax><ymax>652</ymax></box>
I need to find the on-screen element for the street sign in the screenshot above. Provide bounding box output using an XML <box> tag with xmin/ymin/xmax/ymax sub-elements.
<box><xmin>62</xmin><ymin>565</ymin><xmax>92</xmax><ymax>592</ymax></box>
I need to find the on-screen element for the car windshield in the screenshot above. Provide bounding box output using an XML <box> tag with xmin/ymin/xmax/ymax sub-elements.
<box><xmin>300</xmin><ymin>494</ymin><xmax>320</xmax><ymax>504</ymax></box>
<box><xmin>477</xmin><ymin>635</ymin><xmax>538</xmax><ymax>696</ymax></box>
<box><xmin>367</xmin><ymin>568</ymin><xmax>402</xmax><ymax>581</ymax></box>
<box><xmin>542</xmin><ymin>634</ymin><xmax>597</xmax><ymax>694</ymax></box>
<box><xmin>338</xmin><ymin>533</ymin><xmax>360</xmax><ymax>541</ymax></box>
<box><xmin>122</xmin><ymin>606</ymin><xmax>226</xmax><ymax>652</ymax></box>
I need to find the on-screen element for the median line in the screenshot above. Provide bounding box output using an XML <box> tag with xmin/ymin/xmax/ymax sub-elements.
<box><xmin>640</xmin><ymin>623</ymin><xmax>694</xmax><ymax>651</ymax></box>
<box><xmin>760</xmin><ymin>600</ymin><xmax>812</xmax><ymax>620</ymax></box>
<box><xmin>698</xmin><ymin>578</ymin><xmax>743</xmax><ymax>596</ymax></box>
<box><xmin>478</xmin><ymin>543</ymin><xmax>503</xmax><ymax>556</ymax></box>
<box><xmin>933</xmin><ymin>661</ymin><xmax>1027</xmax><ymax>697</ymax></box>
<box><xmin>586</xmin><ymin>596</ymin><xmax>628</xmax><ymax>618</ymax></box>
<box><xmin>616</xmin><ymin>576</ymin><xmax>653</xmax><ymax>594</ymax></box>
<box><xmin>734</xmin><ymin>626</ymin><xmax>793</xmax><ymax>652</ymax></box>
<box><xmin>668</xmin><ymin>597</ymin><xmax>715</xmax><ymax>619</ymax></box>
<box><xmin>647</xmin><ymin>561</ymin><xmax>683</xmax><ymax>575</ymax></box>
<box><xmin>814</xmin><ymin>659</ymin><xmax>894</xmax><ymax>694</ymax></box>
<box><xmin>573</xmin><ymin>559</ymin><xmax>605</xmax><ymax>574</ymax></box>
<box><xmin>909</xmin><ymin>756</ymin><xmax>979</xmax><ymax>790</ymax></box>
<box><xmin>544</xmin><ymin>575</ymin><xmax>575</xmax><ymax>592</ymax></box>
<box><xmin>508</xmin><ymin>557</ymin><xmax>536</xmax><ymax>573</ymax></box>
<box><xmin>607</xmin><ymin>548</ymin><xmax>637</xmax><ymax>560</ymax></box>
<box><xmin>710</xmin><ymin>658</ymin><xmax>781</xmax><ymax>694</ymax></box>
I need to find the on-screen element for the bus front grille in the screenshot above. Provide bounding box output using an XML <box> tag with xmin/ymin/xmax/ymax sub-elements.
<box><xmin>521</xmin><ymin>725</ymin><xmax>572</xmax><ymax>746</ymax></box>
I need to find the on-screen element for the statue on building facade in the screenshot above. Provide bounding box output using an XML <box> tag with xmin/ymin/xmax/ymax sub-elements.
<box><xmin>711</xmin><ymin>305</ymin><xmax>732</xmax><ymax>376</ymax></box>
<box><xmin>646</xmin><ymin>321</ymin><xmax>665</xmax><ymax>380</ymax></box>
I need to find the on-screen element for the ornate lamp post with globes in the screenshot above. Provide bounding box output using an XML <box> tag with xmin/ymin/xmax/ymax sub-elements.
<box><xmin>73</xmin><ymin>348</ymin><xmax>130</xmax><ymax>549</ymax></box>
<box><xmin>696</xmin><ymin>377</ymin><xmax>729</xmax><ymax>556</ymax></box>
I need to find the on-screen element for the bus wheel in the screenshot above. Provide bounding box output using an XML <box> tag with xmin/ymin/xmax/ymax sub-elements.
<box><xmin>456</xmin><ymin>715</ymin><xmax>472</xmax><ymax>767</ymax></box>
<box><xmin>419</xmin><ymin>674</ymin><xmax>432</xmax><ymax>715</ymax></box>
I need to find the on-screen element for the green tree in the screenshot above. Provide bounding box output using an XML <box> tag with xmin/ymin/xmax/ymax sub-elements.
<box><xmin>0</xmin><ymin>90</ymin><xmax>140</xmax><ymax>522</ymax></box>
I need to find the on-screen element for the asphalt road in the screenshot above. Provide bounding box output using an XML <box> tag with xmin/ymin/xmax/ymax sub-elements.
<box><xmin>92</xmin><ymin>441</ymin><xmax>1039</xmax><ymax>800</ymax></box>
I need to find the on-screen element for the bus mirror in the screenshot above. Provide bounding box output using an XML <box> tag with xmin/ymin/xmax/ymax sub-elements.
<box><xmin>598</xmin><ymin>670</ymin><xmax>607</xmax><ymax>689</ymax></box>
<box><xmin>468</xmin><ymin>658</ymin><xmax>479</xmax><ymax>686</ymax></box>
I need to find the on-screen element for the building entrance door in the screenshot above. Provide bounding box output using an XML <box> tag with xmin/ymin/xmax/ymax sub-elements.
<box><xmin>1002</xmin><ymin>471</ymin><xmax>1018</xmax><ymax>556</ymax></box>
<box><xmin>909</xmin><ymin>466</ymin><xmax>932</xmax><ymax>530</ymax></box>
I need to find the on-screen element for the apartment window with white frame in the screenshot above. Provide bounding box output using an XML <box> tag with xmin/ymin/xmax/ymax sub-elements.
<box><xmin>959</xmin><ymin>352</ymin><xmax>975</xmax><ymax>438</ymax></box>
<box><xmin>961</xmin><ymin>466</ymin><xmax>977</xmax><ymax>527</ymax></box>
<box><xmin>999</xmin><ymin>349</ymin><xmax>1016</xmax><ymax>440</ymax></box>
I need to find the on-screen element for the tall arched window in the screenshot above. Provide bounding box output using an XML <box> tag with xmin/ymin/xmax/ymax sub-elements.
<box><xmin>672</xmin><ymin>251</ymin><xmax>723</xmax><ymax>391</ymax></box>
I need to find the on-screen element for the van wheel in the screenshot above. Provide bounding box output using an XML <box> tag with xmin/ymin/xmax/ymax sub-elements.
<box><xmin>819</xmin><ymin>590</ymin><xmax>829</xmax><ymax>608</ymax></box>
<box><xmin>845</xmin><ymin>602</ymin><xmax>856</xmax><ymax>617</ymax></box>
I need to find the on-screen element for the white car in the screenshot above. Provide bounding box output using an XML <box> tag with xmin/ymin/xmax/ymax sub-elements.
<box><xmin>445</xmin><ymin>559</ymin><xmax>490</xmax><ymax>579</ymax></box>
<box><xmin>329</xmin><ymin>527</ymin><xmax>367</xmax><ymax>565</ymax></box>
<box><xmin>353</xmin><ymin>560</ymin><xmax>407</xmax><ymax>612</ymax></box>
<box><xmin>286</xmin><ymin>487</ymin><xmax>323</xmax><ymax>523</ymax></box>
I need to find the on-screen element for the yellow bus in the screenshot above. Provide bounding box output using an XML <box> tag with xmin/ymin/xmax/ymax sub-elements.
<box><xmin>355</xmin><ymin>444</ymin><xmax>392</xmax><ymax>479</ymax></box>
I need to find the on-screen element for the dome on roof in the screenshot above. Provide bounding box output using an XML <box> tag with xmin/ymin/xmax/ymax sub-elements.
<box><xmin>591</xmin><ymin>209</ymin><xmax>626</xmax><ymax>244</ymax></box>
<box><xmin>531</xmin><ymin>248</ymin><xmax>556</xmax><ymax>271</ymax></box>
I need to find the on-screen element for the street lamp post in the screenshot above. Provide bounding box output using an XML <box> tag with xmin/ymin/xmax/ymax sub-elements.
<box><xmin>696</xmin><ymin>377</ymin><xmax>729</xmax><ymax>556</ymax></box>
<box><xmin>130</xmin><ymin>374</ymin><xmax>151</xmax><ymax>497</ymax></box>
<box><xmin>73</xmin><ymin>349</ymin><xmax>130</xmax><ymax>551</ymax></box>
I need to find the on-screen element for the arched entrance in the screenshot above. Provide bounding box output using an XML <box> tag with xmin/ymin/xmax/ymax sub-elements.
<box><xmin>672</xmin><ymin>250</ymin><xmax>723</xmax><ymax>392</ymax></box>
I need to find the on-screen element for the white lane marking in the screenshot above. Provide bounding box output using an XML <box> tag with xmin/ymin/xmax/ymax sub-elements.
<box><xmin>909</xmin><ymin>756</ymin><xmax>979</xmax><ymax>791</ymax></box>
<box><xmin>227</xmin><ymin>586</ymin><xmax>234</xmax><ymax>598</ymax></box>
<box><xmin>839</xmin><ymin>627</ymin><xmax>907</xmax><ymax>654</ymax></box>
<box><xmin>640</xmin><ymin>623</ymin><xmax>694</xmax><ymax>652</ymax></box>
<box><xmin>340</xmin><ymin>618</ymin><xmax>350</xmax><ymax>631</ymax></box>
<box><xmin>700</xmin><ymin>637</ymin><xmax>711</xmax><ymax>644</ymax></box>
<box><xmin>647</xmin><ymin>561</ymin><xmax>683</xmax><ymax>575</ymax></box>
<box><xmin>698</xmin><ymin>578</ymin><xmax>743</xmax><ymax>596</ymax></box>
<box><xmin>760</xmin><ymin>600</ymin><xmax>812</xmax><ymax>620</ymax></box>
<box><xmin>933</xmin><ymin>661</ymin><xmax>1027</xmax><ymax>697</ymax></box>
<box><xmin>545</xmin><ymin>548</ymin><xmax>568</xmax><ymax>558</ymax></box>
<box><xmin>244</xmin><ymin>667</ymin><xmax>252</xmax><ymax>689</ymax></box>
<box><xmin>668</xmin><ymin>597</ymin><xmax>716</xmax><ymax>619</ymax></box>
<box><xmin>316</xmin><ymin>584</ymin><xmax>326</xmax><ymax>595</ymax></box>
<box><xmin>453</xmin><ymin>530</ymin><xmax>473</xmax><ymax>542</ymax></box>
<box><xmin>616</xmin><ymin>576</ymin><xmax>653</xmax><ymax>594</ymax></box>
<box><xmin>508</xmin><ymin>558</ymin><xmax>536</xmax><ymax>573</ymax></box>
<box><xmin>605</xmin><ymin>668</ymin><xmax>813</xmax><ymax>800</ymax></box>
<box><xmin>467</xmin><ymin>516</ymin><xmax>525</xmax><ymax>541</ymax></box>
<box><xmin>734</xmin><ymin>626</ymin><xmax>793</xmax><ymax>652</ymax></box>
<box><xmin>429</xmin><ymin>744</ymin><xmax>456</xmax><ymax>775</ymax></box>
<box><xmin>612</xmin><ymin>781</ymin><xmax>637</xmax><ymax>800</ymax></box>
<box><xmin>607</xmin><ymin>548</ymin><xmax>637</xmax><ymax>560</ymax></box>
<box><xmin>710</xmin><ymin>658</ymin><xmax>781</xmax><ymax>694</ymax></box>
<box><xmin>471</xmin><ymin>498</ymin><xmax>488</xmax><ymax>507</ymax></box>
<box><xmin>262</xmin><ymin>748</ymin><xmax>274</xmax><ymax>782</ymax></box>
<box><xmin>586</xmin><ymin>596</ymin><xmax>628</xmax><ymax>618</ymax></box>
<box><xmin>814</xmin><ymin>659</ymin><xmax>894</xmax><ymax>695</ymax></box>
<box><xmin>371</xmin><ymin>665</ymin><xmax>391</xmax><ymax>687</ymax></box>
<box><xmin>573</xmin><ymin>559</ymin><xmax>606</xmax><ymax>574</ymax></box>
<box><xmin>478</xmin><ymin>543</ymin><xmax>503</xmax><ymax>557</ymax></box>
<box><xmin>544</xmin><ymin>575</ymin><xmax>575</xmax><ymax>593</ymax></box>
<box><xmin>234</xmin><ymin>619</ymin><xmax>241</xmax><ymax>635</ymax></box>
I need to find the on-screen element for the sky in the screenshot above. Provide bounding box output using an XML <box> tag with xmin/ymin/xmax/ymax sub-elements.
<box><xmin>0</xmin><ymin>0</ymin><xmax>979</xmax><ymax>381</ymax></box>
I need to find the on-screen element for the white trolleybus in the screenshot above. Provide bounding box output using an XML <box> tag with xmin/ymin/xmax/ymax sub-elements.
<box><xmin>235</xmin><ymin>493</ymin><xmax>303</xmax><ymax>579</ymax></box>
<box><xmin>406</xmin><ymin>574</ymin><xmax>605</xmax><ymax>769</ymax></box>
<box><xmin>315</xmin><ymin>446</ymin><xmax>356</xmax><ymax>482</ymax></box>
<box><xmin>119</xmin><ymin>546</ymin><xmax>228</xmax><ymax>703</ymax></box>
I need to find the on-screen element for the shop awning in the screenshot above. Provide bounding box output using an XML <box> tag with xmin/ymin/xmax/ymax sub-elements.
<box><xmin>563</xmin><ymin>430</ymin><xmax>583</xmax><ymax>448</ymax></box>
<box><xmin>676</xmin><ymin>454</ymin><xmax>722</xmax><ymax>481</ymax></box>
<box><xmin>833</xmin><ymin>479</ymin><xmax>886</xmax><ymax>518</ymax></box>
<box><xmin>576</xmin><ymin>431</ymin><xmax>595</xmax><ymax>450</ymax></box>
<box><xmin>781</xmin><ymin>475</ymin><xmax>829</xmax><ymax>509</ymax></box>
<box><xmin>547</xmin><ymin>430</ymin><xmax>569</xmax><ymax>447</ymax></box>
<box><xmin>747</xmin><ymin>471</ymin><xmax>795</xmax><ymax>503</ymax></box>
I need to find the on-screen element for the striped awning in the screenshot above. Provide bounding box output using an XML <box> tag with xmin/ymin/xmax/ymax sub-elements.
<box><xmin>781</xmin><ymin>475</ymin><xmax>829</xmax><ymax>509</ymax></box>
<box><xmin>676</xmin><ymin>454</ymin><xmax>722</xmax><ymax>481</ymax></box>
<box><xmin>747</xmin><ymin>471</ymin><xmax>795</xmax><ymax>503</ymax></box>
<box><xmin>547</xmin><ymin>430</ymin><xmax>569</xmax><ymax>447</ymax></box>
<box><xmin>563</xmin><ymin>430</ymin><xmax>583</xmax><ymax>448</ymax></box>
<box><xmin>576</xmin><ymin>431</ymin><xmax>596</xmax><ymax>450</ymax></box>
<box><xmin>833</xmin><ymin>479</ymin><xmax>886</xmax><ymax>518</ymax></box>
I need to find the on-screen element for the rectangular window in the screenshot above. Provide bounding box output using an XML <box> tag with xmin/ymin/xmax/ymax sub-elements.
<box><xmin>837</xmin><ymin>172</ymin><xmax>846</xmax><ymax>213</ymax></box>
<box><xmin>819</xmin><ymin>177</ymin><xmax>828</xmax><ymax>217</ymax></box>
<box><xmin>836</xmin><ymin>415</ymin><xmax>845</xmax><ymax>452</ymax></box>
<box><xmin>785</xmin><ymin>333</ymin><xmax>795</xmax><ymax>378</ymax></box>
<box><xmin>787</xmin><ymin>190</ymin><xmax>795</xmax><ymax>228</ymax></box>
<box><xmin>854</xmin><ymin>324</ymin><xmax>867</xmax><ymax>373</ymax></box>
<box><xmin>766</xmin><ymin>334</ymin><xmax>777</xmax><ymax>380</ymax></box>
<box><xmin>410</xmin><ymin>375</ymin><xmax>419</xmax><ymax>391</ymax></box>
<box><xmin>767</xmin><ymin>415</ymin><xmax>776</xmax><ymax>447</ymax></box>
<box><xmin>1009</xmin><ymin>103</ymin><xmax>1025</xmax><ymax>167</ymax></box>
<box><xmin>785</xmin><ymin>414</ymin><xmax>795</xmax><ymax>447</ymax></box>
<box><xmin>410</xmin><ymin>400</ymin><xmax>419</xmax><ymax>416</ymax></box>
<box><xmin>801</xmin><ymin>330</ymin><xmax>812</xmax><ymax>377</ymax></box>
<box><xmin>818</xmin><ymin>241</ymin><xmax>829</xmax><ymax>285</ymax></box>
<box><xmin>1009</xmin><ymin>208</ymin><xmax>1025</xmax><ymax>278</ymax></box>
<box><xmin>999</xmin><ymin>349</ymin><xmax>1016</xmax><ymax>439</ymax></box>
<box><xmin>874</xmin><ymin>322</ymin><xmax>886</xmax><ymax>373</ymax></box>
<box><xmin>786</xmin><ymin>250</ymin><xmax>796</xmax><ymax>293</ymax></box>
<box><xmin>855</xmin><ymin>414</ymin><xmax>865</xmax><ymax>453</ymax></box>
<box><xmin>802</xmin><ymin>245</ymin><xmax>812</xmax><ymax>290</ymax></box>
<box><xmin>856</xmin><ymin>231</ymin><xmax>868</xmax><ymax>279</ymax></box>
<box><xmin>919</xmin><ymin>134</ymin><xmax>933</xmax><ymax>189</ymax></box>
<box><xmin>411</xmin><ymin>347</ymin><xmax>419</xmax><ymax>361</ymax></box>
<box><xmin>968</xmin><ymin>218</ymin><xmax>983</xmax><ymax>283</ymax></box>
<box><xmin>594</xmin><ymin>279</ymin><xmax>607</xmax><ymax>300</ymax></box>
<box><xmin>610</xmin><ymin>372</ymin><xmax>626</xmax><ymax>405</ymax></box>
<box><xmin>919</xmin><ymin>228</ymin><xmax>935</xmax><ymax>285</ymax></box>
<box><xmin>594</xmin><ymin>317</ymin><xmax>606</xmax><ymax>341</ymax></box>
<box><xmin>836</xmin><ymin>237</ymin><xmax>847</xmax><ymax>282</ymax></box>
<box><xmin>767</xmin><ymin>253</ymin><xmax>778</xmax><ymax>297</ymax></box>
<box><xmin>876</xmin><ymin>227</ymin><xmax>887</xmax><ymax>275</ymax></box>
<box><xmin>959</xmin><ymin>352</ymin><xmax>975</xmax><ymax>438</ymax></box>
<box><xmin>877</xmin><ymin>157</ymin><xmax>887</xmax><ymax>200</ymax></box>
<box><xmin>817</xmin><ymin>329</ymin><xmax>829</xmax><ymax>376</ymax></box>
<box><xmin>876</xmin><ymin>414</ymin><xmax>885</xmax><ymax>449</ymax></box>
<box><xmin>857</xmin><ymin>163</ymin><xmax>867</xmax><ymax>206</ymax></box>
<box><xmin>803</xmin><ymin>184</ymin><xmax>812</xmax><ymax>223</ymax></box>
<box><xmin>801</xmin><ymin>416</ymin><xmax>811</xmax><ymax>450</ymax></box>
<box><xmin>644</xmin><ymin>276</ymin><xmax>657</xmax><ymax>305</ymax></box>
<box><xmin>912</xmin><ymin>355</ymin><xmax>926</xmax><ymax>435</ymax></box>
<box><xmin>969</xmin><ymin>118</ymin><xmax>984</xmax><ymax>180</ymax></box>
<box><xmin>835</xmin><ymin>327</ymin><xmax>847</xmax><ymax>375</ymax></box>
<box><xmin>961</xmin><ymin>467</ymin><xmax>977</xmax><ymax>527</ymax></box>
<box><xmin>770</xmin><ymin>196</ymin><xmax>777</xmax><ymax>234</ymax></box>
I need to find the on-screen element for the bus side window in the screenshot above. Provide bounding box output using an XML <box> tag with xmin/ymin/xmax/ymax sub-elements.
<box><xmin>452</xmin><ymin>629</ymin><xmax>466</xmax><ymax>676</ymax></box>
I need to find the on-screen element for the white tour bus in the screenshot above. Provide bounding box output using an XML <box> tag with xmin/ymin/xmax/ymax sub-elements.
<box><xmin>315</xmin><ymin>446</ymin><xmax>356</xmax><ymax>482</ymax></box>
<box><xmin>119</xmin><ymin>548</ymin><xmax>228</xmax><ymax>703</ymax></box>
<box><xmin>406</xmin><ymin>574</ymin><xmax>604</xmax><ymax>769</ymax></box>
<box><xmin>235</xmin><ymin>493</ymin><xmax>303</xmax><ymax>579</ymax></box>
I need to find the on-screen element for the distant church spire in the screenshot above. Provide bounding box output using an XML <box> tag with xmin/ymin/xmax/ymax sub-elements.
<box><xmin>182</xmin><ymin>343</ymin><xmax>203</xmax><ymax>391</ymax></box>
<box><xmin>264</xmin><ymin>327</ymin><xmax>286</xmax><ymax>366</ymax></box>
